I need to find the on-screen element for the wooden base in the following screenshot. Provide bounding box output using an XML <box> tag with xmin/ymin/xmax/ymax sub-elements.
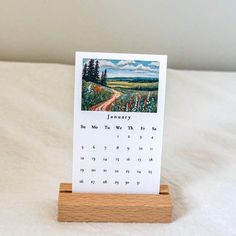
<box><xmin>58</xmin><ymin>183</ymin><xmax>173</xmax><ymax>223</ymax></box>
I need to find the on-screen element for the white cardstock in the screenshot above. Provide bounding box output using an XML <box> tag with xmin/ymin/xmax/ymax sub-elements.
<box><xmin>73</xmin><ymin>52</ymin><xmax>167</xmax><ymax>194</ymax></box>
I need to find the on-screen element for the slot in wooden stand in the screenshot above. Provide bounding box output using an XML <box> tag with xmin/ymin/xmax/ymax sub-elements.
<box><xmin>58</xmin><ymin>183</ymin><xmax>173</xmax><ymax>223</ymax></box>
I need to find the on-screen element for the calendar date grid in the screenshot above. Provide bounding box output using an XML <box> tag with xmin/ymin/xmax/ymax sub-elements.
<box><xmin>76</xmin><ymin>122</ymin><xmax>160</xmax><ymax>189</ymax></box>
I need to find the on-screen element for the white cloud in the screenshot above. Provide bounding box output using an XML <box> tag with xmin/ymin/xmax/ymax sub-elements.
<box><xmin>135</xmin><ymin>64</ymin><xmax>156</xmax><ymax>72</ymax></box>
<box><xmin>99</xmin><ymin>60</ymin><xmax>117</xmax><ymax>68</ymax></box>
<box><xmin>117</xmin><ymin>60</ymin><xmax>135</xmax><ymax>66</ymax></box>
<box><xmin>120</xmin><ymin>64</ymin><xmax>137</xmax><ymax>70</ymax></box>
<box><xmin>148</xmin><ymin>61</ymin><xmax>160</xmax><ymax>67</ymax></box>
<box><xmin>120</xmin><ymin>63</ymin><xmax>157</xmax><ymax>72</ymax></box>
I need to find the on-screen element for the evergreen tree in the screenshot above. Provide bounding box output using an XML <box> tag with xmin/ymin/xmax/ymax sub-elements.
<box><xmin>87</xmin><ymin>59</ymin><xmax>95</xmax><ymax>81</ymax></box>
<box><xmin>101</xmin><ymin>69</ymin><xmax>107</xmax><ymax>86</ymax></box>
<box><xmin>103</xmin><ymin>69</ymin><xmax>107</xmax><ymax>86</ymax></box>
<box><xmin>82</xmin><ymin>63</ymin><xmax>88</xmax><ymax>81</ymax></box>
<box><xmin>100</xmin><ymin>71</ymin><xmax>104</xmax><ymax>85</ymax></box>
<box><xmin>94</xmin><ymin>60</ymin><xmax>100</xmax><ymax>83</ymax></box>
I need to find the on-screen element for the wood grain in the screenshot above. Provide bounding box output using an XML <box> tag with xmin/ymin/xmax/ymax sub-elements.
<box><xmin>58</xmin><ymin>183</ymin><xmax>173</xmax><ymax>223</ymax></box>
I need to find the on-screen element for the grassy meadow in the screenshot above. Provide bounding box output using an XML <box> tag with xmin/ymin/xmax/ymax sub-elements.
<box><xmin>81</xmin><ymin>77</ymin><xmax>158</xmax><ymax>112</ymax></box>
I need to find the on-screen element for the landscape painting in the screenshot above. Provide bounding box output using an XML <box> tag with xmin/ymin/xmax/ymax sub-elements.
<box><xmin>81</xmin><ymin>58</ymin><xmax>159</xmax><ymax>113</ymax></box>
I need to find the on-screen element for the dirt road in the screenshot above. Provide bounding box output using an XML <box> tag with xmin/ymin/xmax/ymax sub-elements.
<box><xmin>90</xmin><ymin>89</ymin><xmax>121</xmax><ymax>111</ymax></box>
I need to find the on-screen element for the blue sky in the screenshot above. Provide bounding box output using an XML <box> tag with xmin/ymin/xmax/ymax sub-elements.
<box><xmin>83</xmin><ymin>59</ymin><xmax>159</xmax><ymax>78</ymax></box>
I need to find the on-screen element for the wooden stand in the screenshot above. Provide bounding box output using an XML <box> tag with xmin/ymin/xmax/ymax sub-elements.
<box><xmin>58</xmin><ymin>183</ymin><xmax>173</xmax><ymax>223</ymax></box>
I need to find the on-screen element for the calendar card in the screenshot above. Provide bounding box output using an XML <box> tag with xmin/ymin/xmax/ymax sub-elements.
<box><xmin>73</xmin><ymin>52</ymin><xmax>167</xmax><ymax>194</ymax></box>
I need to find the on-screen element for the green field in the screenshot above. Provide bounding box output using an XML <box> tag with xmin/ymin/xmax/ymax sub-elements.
<box><xmin>107</xmin><ymin>81</ymin><xmax>158</xmax><ymax>91</ymax></box>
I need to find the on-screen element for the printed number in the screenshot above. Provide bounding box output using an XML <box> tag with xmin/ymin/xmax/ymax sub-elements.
<box><xmin>104</xmin><ymin>146</ymin><xmax>107</xmax><ymax>150</ymax></box>
<box><xmin>127</xmin><ymin>147</ymin><xmax>130</xmax><ymax>151</ymax></box>
<box><xmin>80</xmin><ymin>157</ymin><xmax>84</xmax><ymax>160</ymax></box>
<box><xmin>140</xmin><ymin>136</ymin><xmax>142</xmax><ymax>139</ymax></box>
<box><xmin>91</xmin><ymin>180</ymin><xmax>95</xmax><ymax>184</ymax></box>
<box><xmin>81</xmin><ymin>145</ymin><xmax>84</xmax><ymax>150</ymax></box>
<box><xmin>92</xmin><ymin>157</ymin><xmax>96</xmax><ymax>161</ymax></box>
<box><xmin>92</xmin><ymin>145</ymin><xmax>96</xmax><ymax>149</ymax></box>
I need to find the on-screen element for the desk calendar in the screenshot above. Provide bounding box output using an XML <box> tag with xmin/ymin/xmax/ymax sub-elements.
<box><xmin>72</xmin><ymin>52</ymin><xmax>167</xmax><ymax>194</ymax></box>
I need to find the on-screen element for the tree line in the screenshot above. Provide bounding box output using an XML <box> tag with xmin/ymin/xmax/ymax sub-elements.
<box><xmin>82</xmin><ymin>59</ymin><xmax>107</xmax><ymax>86</ymax></box>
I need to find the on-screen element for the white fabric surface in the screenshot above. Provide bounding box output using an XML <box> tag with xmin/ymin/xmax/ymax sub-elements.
<box><xmin>0</xmin><ymin>61</ymin><xmax>235</xmax><ymax>236</ymax></box>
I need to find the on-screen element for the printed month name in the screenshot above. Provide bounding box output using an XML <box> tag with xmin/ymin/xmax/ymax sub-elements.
<box><xmin>107</xmin><ymin>114</ymin><xmax>131</xmax><ymax>120</ymax></box>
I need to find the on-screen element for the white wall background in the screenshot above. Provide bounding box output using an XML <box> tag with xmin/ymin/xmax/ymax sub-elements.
<box><xmin>0</xmin><ymin>0</ymin><xmax>235</xmax><ymax>71</ymax></box>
